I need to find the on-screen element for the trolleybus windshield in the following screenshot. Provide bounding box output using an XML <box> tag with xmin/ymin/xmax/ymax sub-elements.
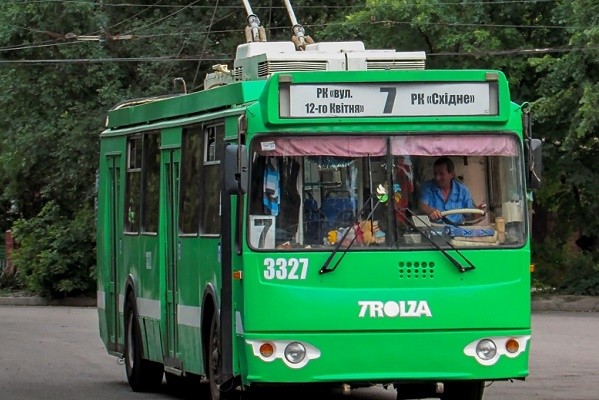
<box><xmin>248</xmin><ymin>134</ymin><xmax>525</xmax><ymax>251</ymax></box>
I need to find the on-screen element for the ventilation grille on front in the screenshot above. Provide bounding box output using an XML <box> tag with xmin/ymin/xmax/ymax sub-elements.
<box><xmin>398</xmin><ymin>261</ymin><xmax>436</xmax><ymax>279</ymax></box>
<box><xmin>257</xmin><ymin>60</ymin><xmax>329</xmax><ymax>77</ymax></box>
<box><xmin>367</xmin><ymin>60</ymin><xmax>426</xmax><ymax>70</ymax></box>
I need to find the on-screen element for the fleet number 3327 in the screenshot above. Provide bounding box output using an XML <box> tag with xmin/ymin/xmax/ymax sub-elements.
<box><xmin>263</xmin><ymin>258</ymin><xmax>309</xmax><ymax>280</ymax></box>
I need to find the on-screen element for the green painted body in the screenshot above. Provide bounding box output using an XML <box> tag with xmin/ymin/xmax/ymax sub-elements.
<box><xmin>97</xmin><ymin>69</ymin><xmax>531</xmax><ymax>389</ymax></box>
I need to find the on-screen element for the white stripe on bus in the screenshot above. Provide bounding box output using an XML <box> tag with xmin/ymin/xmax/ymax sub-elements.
<box><xmin>97</xmin><ymin>291</ymin><xmax>201</xmax><ymax>328</ymax></box>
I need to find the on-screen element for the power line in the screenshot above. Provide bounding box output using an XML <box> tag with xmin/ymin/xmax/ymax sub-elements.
<box><xmin>367</xmin><ymin>19</ymin><xmax>581</xmax><ymax>30</ymax></box>
<box><xmin>1</xmin><ymin>45</ymin><xmax>597</xmax><ymax>66</ymax></box>
<box><xmin>1</xmin><ymin>17</ymin><xmax>591</xmax><ymax>54</ymax></box>
<box><xmin>0</xmin><ymin>1</ymin><xmax>348</xmax><ymax>8</ymax></box>
<box><xmin>106</xmin><ymin>0</ymin><xmax>166</xmax><ymax>33</ymax></box>
<box><xmin>0</xmin><ymin>1</ymin><xmax>592</xmax><ymax>59</ymax></box>
<box><xmin>429</xmin><ymin>45</ymin><xmax>599</xmax><ymax>56</ymax></box>
<box><xmin>191</xmin><ymin>0</ymin><xmax>220</xmax><ymax>90</ymax></box>
<box><xmin>121</xmin><ymin>0</ymin><xmax>201</xmax><ymax>35</ymax></box>
<box><xmin>0</xmin><ymin>0</ymin><xmax>560</xmax><ymax>7</ymax></box>
<box><xmin>0</xmin><ymin>40</ymin><xmax>74</xmax><ymax>52</ymax></box>
<box><xmin>0</xmin><ymin>0</ymin><xmax>588</xmax><ymax>56</ymax></box>
<box><xmin>0</xmin><ymin>56</ymin><xmax>233</xmax><ymax>65</ymax></box>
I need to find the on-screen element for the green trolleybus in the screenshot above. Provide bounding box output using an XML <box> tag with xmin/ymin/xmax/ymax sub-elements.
<box><xmin>96</xmin><ymin>36</ymin><xmax>542</xmax><ymax>400</ymax></box>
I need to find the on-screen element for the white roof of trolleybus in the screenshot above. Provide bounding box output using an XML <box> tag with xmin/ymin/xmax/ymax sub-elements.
<box><xmin>204</xmin><ymin>41</ymin><xmax>426</xmax><ymax>89</ymax></box>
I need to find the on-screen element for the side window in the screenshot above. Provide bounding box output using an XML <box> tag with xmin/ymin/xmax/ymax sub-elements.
<box><xmin>200</xmin><ymin>123</ymin><xmax>224</xmax><ymax>235</ymax></box>
<box><xmin>125</xmin><ymin>136</ymin><xmax>142</xmax><ymax>233</ymax></box>
<box><xmin>142</xmin><ymin>133</ymin><xmax>160</xmax><ymax>233</ymax></box>
<box><xmin>179</xmin><ymin>126</ymin><xmax>203</xmax><ymax>234</ymax></box>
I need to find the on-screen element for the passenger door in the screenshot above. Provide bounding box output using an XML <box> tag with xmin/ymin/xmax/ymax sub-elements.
<box><xmin>162</xmin><ymin>147</ymin><xmax>181</xmax><ymax>365</ymax></box>
<box><xmin>106</xmin><ymin>154</ymin><xmax>122</xmax><ymax>352</ymax></box>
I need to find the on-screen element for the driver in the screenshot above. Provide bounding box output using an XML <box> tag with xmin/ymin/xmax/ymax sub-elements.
<box><xmin>418</xmin><ymin>157</ymin><xmax>486</xmax><ymax>225</ymax></box>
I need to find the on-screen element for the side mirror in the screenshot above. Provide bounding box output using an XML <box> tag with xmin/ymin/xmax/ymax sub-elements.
<box><xmin>223</xmin><ymin>144</ymin><xmax>248</xmax><ymax>195</ymax></box>
<box><xmin>525</xmin><ymin>138</ymin><xmax>542</xmax><ymax>190</ymax></box>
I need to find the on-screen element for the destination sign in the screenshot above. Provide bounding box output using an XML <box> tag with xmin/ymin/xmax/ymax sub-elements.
<box><xmin>281</xmin><ymin>82</ymin><xmax>497</xmax><ymax>118</ymax></box>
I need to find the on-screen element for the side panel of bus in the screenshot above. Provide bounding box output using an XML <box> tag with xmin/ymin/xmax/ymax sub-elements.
<box><xmin>160</xmin><ymin>120</ymin><xmax>228</xmax><ymax>375</ymax></box>
<box><xmin>97</xmin><ymin>137</ymin><xmax>126</xmax><ymax>355</ymax></box>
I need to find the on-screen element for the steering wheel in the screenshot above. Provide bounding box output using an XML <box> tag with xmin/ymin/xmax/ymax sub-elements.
<box><xmin>437</xmin><ymin>208</ymin><xmax>486</xmax><ymax>226</ymax></box>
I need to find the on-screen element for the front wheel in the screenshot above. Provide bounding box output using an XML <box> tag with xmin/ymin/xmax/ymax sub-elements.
<box><xmin>441</xmin><ymin>380</ymin><xmax>485</xmax><ymax>400</ymax></box>
<box><xmin>124</xmin><ymin>296</ymin><xmax>164</xmax><ymax>392</ymax></box>
<box><xmin>207</xmin><ymin>315</ymin><xmax>237</xmax><ymax>400</ymax></box>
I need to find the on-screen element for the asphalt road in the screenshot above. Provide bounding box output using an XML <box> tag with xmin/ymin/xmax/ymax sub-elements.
<box><xmin>0</xmin><ymin>307</ymin><xmax>597</xmax><ymax>400</ymax></box>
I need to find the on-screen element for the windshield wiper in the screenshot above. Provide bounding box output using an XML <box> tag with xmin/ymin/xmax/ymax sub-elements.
<box><xmin>403</xmin><ymin>209</ymin><xmax>476</xmax><ymax>273</ymax></box>
<box><xmin>319</xmin><ymin>189</ymin><xmax>477</xmax><ymax>274</ymax></box>
<box><xmin>319</xmin><ymin>185</ymin><xmax>387</xmax><ymax>274</ymax></box>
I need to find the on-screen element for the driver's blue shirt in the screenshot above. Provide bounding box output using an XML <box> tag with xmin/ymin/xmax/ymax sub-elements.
<box><xmin>419</xmin><ymin>179</ymin><xmax>475</xmax><ymax>224</ymax></box>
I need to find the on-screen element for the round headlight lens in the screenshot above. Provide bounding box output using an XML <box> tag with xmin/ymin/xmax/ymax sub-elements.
<box><xmin>476</xmin><ymin>339</ymin><xmax>497</xmax><ymax>360</ymax></box>
<box><xmin>284</xmin><ymin>342</ymin><xmax>306</xmax><ymax>364</ymax></box>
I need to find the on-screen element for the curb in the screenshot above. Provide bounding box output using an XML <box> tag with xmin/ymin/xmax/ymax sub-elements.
<box><xmin>531</xmin><ymin>295</ymin><xmax>599</xmax><ymax>312</ymax></box>
<box><xmin>0</xmin><ymin>296</ymin><xmax>96</xmax><ymax>307</ymax></box>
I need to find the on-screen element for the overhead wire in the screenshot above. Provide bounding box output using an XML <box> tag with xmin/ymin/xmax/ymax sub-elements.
<box><xmin>0</xmin><ymin>1</ymin><xmax>594</xmax><ymax>63</ymax></box>
<box><xmin>191</xmin><ymin>0</ymin><xmax>220</xmax><ymax>91</ymax></box>
<box><xmin>0</xmin><ymin>55</ymin><xmax>233</xmax><ymax>65</ymax></box>
<box><xmin>0</xmin><ymin>16</ymin><xmax>590</xmax><ymax>55</ymax></box>
<box><xmin>2</xmin><ymin>43</ymin><xmax>598</xmax><ymax>66</ymax></box>
<box><xmin>0</xmin><ymin>0</ymin><xmax>561</xmax><ymax>7</ymax></box>
<box><xmin>106</xmin><ymin>0</ymin><xmax>167</xmax><ymax>33</ymax></box>
<box><xmin>119</xmin><ymin>0</ymin><xmax>202</xmax><ymax>36</ymax></box>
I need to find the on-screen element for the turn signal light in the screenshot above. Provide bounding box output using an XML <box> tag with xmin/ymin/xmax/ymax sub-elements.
<box><xmin>259</xmin><ymin>343</ymin><xmax>274</xmax><ymax>357</ymax></box>
<box><xmin>505</xmin><ymin>339</ymin><xmax>520</xmax><ymax>353</ymax></box>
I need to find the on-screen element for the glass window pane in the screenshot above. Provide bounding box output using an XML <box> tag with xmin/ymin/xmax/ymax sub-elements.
<box><xmin>200</xmin><ymin>123</ymin><xmax>224</xmax><ymax>234</ymax></box>
<box><xmin>125</xmin><ymin>136</ymin><xmax>142</xmax><ymax>233</ymax></box>
<box><xmin>180</xmin><ymin>126</ymin><xmax>203</xmax><ymax>234</ymax></box>
<box><xmin>142</xmin><ymin>133</ymin><xmax>160</xmax><ymax>233</ymax></box>
<box><xmin>248</xmin><ymin>134</ymin><xmax>525</xmax><ymax>251</ymax></box>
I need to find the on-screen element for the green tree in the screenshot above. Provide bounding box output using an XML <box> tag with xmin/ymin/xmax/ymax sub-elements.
<box><xmin>11</xmin><ymin>202</ymin><xmax>96</xmax><ymax>298</ymax></box>
<box><xmin>317</xmin><ymin>0</ymin><xmax>560</xmax><ymax>101</ymax></box>
<box><xmin>0</xmin><ymin>0</ymin><xmax>595</xmax><ymax>297</ymax></box>
<box><xmin>0</xmin><ymin>2</ymin><xmax>123</xmax><ymax>296</ymax></box>
<box><xmin>530</xmin><ymin>0</ymin><xmax>599</xmax><ymax>244</ymax></box>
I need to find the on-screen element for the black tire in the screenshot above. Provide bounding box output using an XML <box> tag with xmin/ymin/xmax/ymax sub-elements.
<box><xmin>441</xmin><ymin>380</ymin><xmax>485</xmax><ymax>400</ymax></box>
<box><xmin>124</xmin><ymin>296</ymin><xmax>164</xmax><ymax>392</ymax></box>
<box><xmin>207</xmin><ymin>316</ymin><xmax>237</xmax><ymax>400</ymax></box>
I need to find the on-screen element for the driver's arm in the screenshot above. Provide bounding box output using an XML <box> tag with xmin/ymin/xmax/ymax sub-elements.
<box><xmin>418</xmin><ymin>200</ymin><xmax>443</xmax><ymax>221</ymax></box>
<box><xmin>462</xmin><ymin>188</ymin><xmax>486</xmax><ymax>220</ymax></box>
<box><xmin>455</xmin><ymin>182</ymin><xmax>478</xmax><ymax>220</ymax></box>
<box><xmin>465</xmin><ymin>202</ymin><xmax>487</xmax><ymax>220</ymax></box>
<box><xmin>418</xmin><ymin>182</ymin><xmax>443</xmax><ymax>221</ymax></box>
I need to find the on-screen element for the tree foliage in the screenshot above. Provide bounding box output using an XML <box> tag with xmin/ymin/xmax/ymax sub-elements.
<box><xmin>321</xmin><ymin>0</ymin><xmax>599</xmax><ymax>290</ymax></box>
<box><xmin>0</xmin><ymin>2</ymin><xmax>119</xmax><ymax>295</ymax></box>
<box><xmin>530</xmin><ymin>0</ymin><xmax>599</xmax><ymax>241</ymax></box>
<box><xmin>0</xmin><ymin>0</ymin><xmax>596</xmax><ymax>297</ymax></box>
<box><xmin>11</xmin><ymin>202</ymin><xmax>96</xmax><ymax>298</ymax></box>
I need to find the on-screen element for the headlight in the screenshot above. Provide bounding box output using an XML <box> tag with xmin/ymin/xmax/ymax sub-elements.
<box><xmin>247</xmin><ymin>339</ymin><xmax>321</xmax><ymax>368</ymax></box>
<box><xmin>464</xmin><ymin>335</ymin><xmax>530</xmax><ymax>366</ymax></box>
<box><xmin>475</xmin><ymin>339</ymin><xmax>497</xmax><ymax>360</ymax></box>
<box><xmin>284</xmin><ymin>342</ymin><xmax>306</xmax><ymax>364</ymax></box>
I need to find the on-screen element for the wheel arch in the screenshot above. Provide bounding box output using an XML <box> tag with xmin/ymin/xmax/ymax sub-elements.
<box><xmin>123</xmin><ymin>274</ymin><xmax>143</xmax><ymax>357</ymax></box>
<box><xmin>124</xmin><ymin>274</ymin><xmax>138</xmax><ymax>313</ymax></box>
<box><xmin>201</xmin><ymin>283</ymin><xmax>218</xmax><ymax>373</ymax></box>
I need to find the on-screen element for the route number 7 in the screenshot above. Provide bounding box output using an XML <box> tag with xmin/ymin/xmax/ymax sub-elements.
<box><xmin>380</xmin><ymin>87</ymin><xmax>396</xmax><ymax>114</ymax></box>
